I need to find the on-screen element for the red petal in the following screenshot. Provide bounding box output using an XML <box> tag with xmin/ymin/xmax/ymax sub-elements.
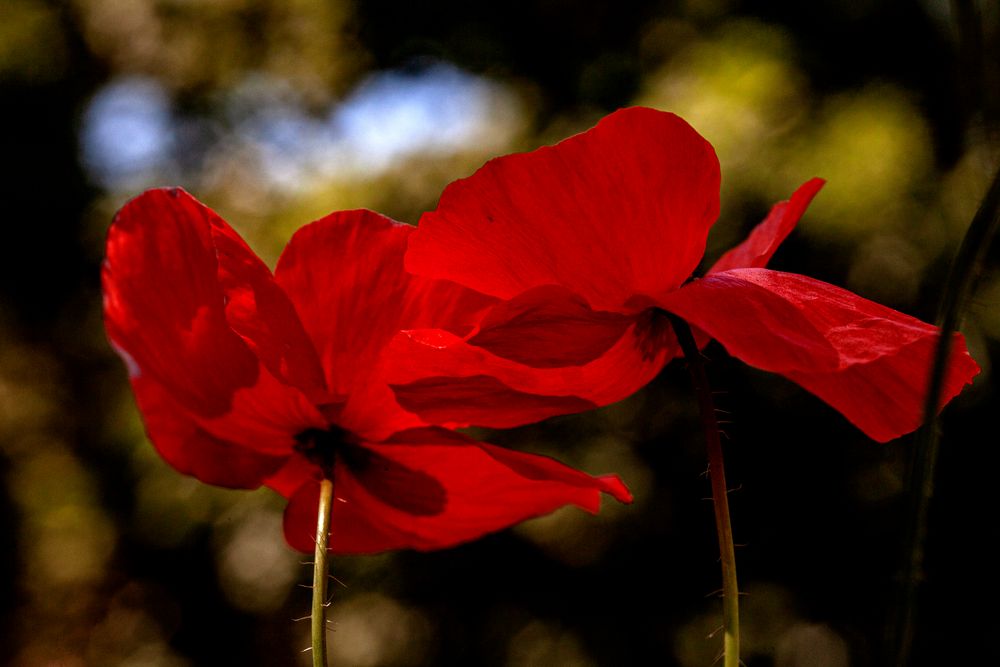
<box><xmin>333</xmin><ymin>379</ymin><xmax>428</xmax><ymax>443</ymax></box>
<box><xmin>782</xmin><ymin>333</ymin><xmax>977</xmax><ymax>442</ymax></box>
<box><xmin>274</xmin><ymin>210</ymin><xmax>495</xmax><ymax>402</ymax></box>
<box><xmin>385</xmin><ymin>312</ymin><xmax>677</xmax><ymax>429</ymax></box>
<box><xmin>468</xmin><ymin>285</ymin><xmax>633</xmax><ymax>368</ymax></box>
<box><xmin>208</xmin><ymin>210</ymin><xmax>329</xmax><ymax>402</ymax></box>
<box><xmin>281</xmin><ymin>428</ymin><xmax>631</xmax><ymax>554</ymax></box>
<box><xmin>104</xmin><ymin>189</ymin><xmax>328</xmax><ymax>407</ymax></box>
<box><xmin>390</xmin><ymin>374</ymin><xmax>598</xmax><ymax>428</ymax></box>
<box><xmin>104</xmin><ymin>188</ymin><xmax>328</xmax><ymax>459</ymax></box>
<box><xmin>710</xmin><ymin>179</ymin><xmax>825</xmax><ymax>273</ymax></box>
<box><xmin>192</xmin><ymin>367</ymin><xmax>329</xmax><ymax>455</ymax></box>
<box><xmin>130</xmin><ymin>375</ymin><xmax>288</xmax><ymax>489</ymax></box>
<box><xmin>265</xmin><ymin>454</ymin><xmax>317</xmax><ymax>499</ymax></box>
<box><xmin>474</xmin><ymin>440</ymin><xmax>632</xmax><ymax>505</ymax></box>
<box><xmin>104</xmin><ymin>188</ymin><xmax>260</xmax><ymax>416</ymax></box>
<box><xmin>407</xmin><ymin>107</ymin><xmax>721</xmax><ymax>312</ymax></box>
<box><xmin>660</xmin><ymin>271</ymin><xmax>841</xmax><ymax>373</ymax></box>
<box><xmin>659</xmin><ymin>269</ymin><xmax>980</xmax><ymax>441</ymax></box>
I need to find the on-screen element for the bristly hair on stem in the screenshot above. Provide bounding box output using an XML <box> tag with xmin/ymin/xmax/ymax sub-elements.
<box><xmin>667</xmin><ymin>313</ymin><xmax>741</xmax><ymax>667</ymax></box>
<box><xmin>312</xmin><ymin>478</ymin><xmax>334</xmax><ymax>667</ymax></box>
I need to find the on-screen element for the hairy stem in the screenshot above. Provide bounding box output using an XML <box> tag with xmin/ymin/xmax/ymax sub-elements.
<box><xmin>312</xmin><ymin>478</ymin><xmax>334</xmax><ymax>667</ymax></box>
<box><xmin>669</xmin><ymin>314</ymin><xmax>739</xmax><ymax>667</ymax></box>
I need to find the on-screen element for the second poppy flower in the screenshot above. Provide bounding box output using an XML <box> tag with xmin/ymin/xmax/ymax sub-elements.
<box><xmin>388</xmin><ymin>107</ymin><xmax>978</xmax><ymax>442</ymax></box>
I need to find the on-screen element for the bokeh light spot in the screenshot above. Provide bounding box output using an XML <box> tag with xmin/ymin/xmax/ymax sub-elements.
<box><xmin>80</xmin><ymin>76</ymin><xmax>175</xmax><ymax>190</ymax></box>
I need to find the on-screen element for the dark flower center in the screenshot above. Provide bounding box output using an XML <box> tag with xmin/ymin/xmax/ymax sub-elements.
<box><xmin>294</xmin><ymin>426</ymin><xmax>357</xmax><ymax>479</ymax></box>
<box><xmin>293</xmin><ymin>425</ymin><xmax>447</xmax><ymax>516</ymax></box>
<box><xmin>634</xmin><ymin>307</ymin><xmax>677</xmax><ymax>361</ymax></box>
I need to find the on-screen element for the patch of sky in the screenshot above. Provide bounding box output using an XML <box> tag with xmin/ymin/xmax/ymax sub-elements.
<box><xmin>226</xmin><ymin>75</ymin><xmax>324</xmax><ymax>190</ymax></box>
<box><xmin>320</xmin><ymin>61</ymin><xmax>512</xmax><ymax>175</ymax></box>
<box><xmin>79</xmin><ymin>76</ymin><xmax>175</xmax><ymax>191</ymax></box>
<box><xmin>80</xmin><ymin>62</ymin><xmax>518</xmax><ymax>192</ymax></box>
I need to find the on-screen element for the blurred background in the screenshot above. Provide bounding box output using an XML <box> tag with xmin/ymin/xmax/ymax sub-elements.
<box><xmin>1</xmin><ymin>0</ymin><xmax>998</xmax><ymax>665</ymax></box>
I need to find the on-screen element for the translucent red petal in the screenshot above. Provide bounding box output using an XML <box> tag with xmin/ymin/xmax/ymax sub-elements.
<box><xmin>281</xmin><ymin>428</ymin><xmax>631</xmax><ymax>554</ymax></box>
<box><xmin>660</xmin><ymin>268</ymin><xmax>980</xmax><ymax>440</ymax></box>
<box><xmin>274</xmin><ymin>209</ymin><xmax>495</xmax><ymax>405</ymax></box>
<box><xmin>385</xmin><ymin>318</ymin><xmax>677</xmax><ymax>429</ymax></box>
<box><xmin>710</xmin><ymin>178</ymin><xmax>826</xmax><ymax>273</ymax></box>
<box><xmin>407</xmin><ymin>107</ymin><xmax>721</xmax><ymax>312</ymax></box>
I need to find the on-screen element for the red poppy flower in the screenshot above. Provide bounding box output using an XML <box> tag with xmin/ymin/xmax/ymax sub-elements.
<box><xmin>102</xmin><ymin>188</ymin><xmax>631</xmax><ymax>554</ymax></box>
<box><xmin>388</xmin><ymin>107</ymin><xmax>979</xmax><ymax>443</ymax></box>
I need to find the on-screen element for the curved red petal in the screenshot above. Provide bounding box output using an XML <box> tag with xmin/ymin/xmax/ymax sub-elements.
<box><xmin>385</xmin><ymin>314</ymin><xmax>677</xmax><ymax>429</ymax></box>
<box><xmin>333</xmin><ymin>379</ymin><xmax>428</xmax><ymax>443</ymax></box>
<box><xmin>103</xmin><ymin>188</ymin><xmax>261</xmax><ymax>416</ymax></box>
<box><xmin>104</xmin><ymin>188</ymin><xmax>328</xmax><ymax>406</ymax></box>
<box><xmin>659</xmin><ymin>271</ymin><xmax>841</xmax><ymax>373</ymax></box>
<box><xmin>408</xmin><ymin>107</ymin><xmax>721</xmax><ymax>312</ymax></box>
<box><xmin>468</xmin><ymin>285</ymin><xmax>633</xmax><ymax>368</ymax></box>
<box><xmin>274</xmin><ymin>209</ymin><xmax>495</xmax><ymax>402</ymax></box>
<box><xmin>710</xmin><ymin>179</ymin><xmax>825</xmax><ymax>273</ymax></box>
<box><xmin>783</xmin><ymin>332</ymin><xmax>978</xmax><ymax>442</ymax></box>
<box><xmin>281</xmin><ymin>428</ymin><xmax>631</xmax><ymax>554</ymax></box>
<box><xmin>660</xmin><ymin>269</ymin><xmax>980</xmax><ymax>441</ymax></box>
<box><xmin>104</xmin><ymin>188</ymin><xmax>329</xmax><ymax>462</ymax></box>
<box><xmin>351</xmin><ymin>286</ymin><xmax>635</xmax><ymax>436</ymax></box>
<box><xmin>208</xmin><ymin>211</ymin><xmax>328</xmax><ymax>402</ymax></box>
<box><xmin>130</xmin><ymin>375</ymin><xmax>288</xmax><ymax>489</ymax></box>
<box><xmin>390</xmin><ymin>374</ymin><xmax>599</xmax><ymax>428</ymax></box>
<box><xmin>473</xmin><ymin>440</ymin><xmax>632</xmax><ymax>505</ymax></box>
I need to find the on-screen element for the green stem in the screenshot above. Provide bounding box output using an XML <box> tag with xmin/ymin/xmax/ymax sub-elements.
<box><xmin>312</xmin><ymin>478</ymin><xmax>334</xmax><ymax>667</ymax></box>
<box><xmin>892</xmin><ymin>164</ymin><xmax>1000</xmax><ymax>667</ymax></box>
<box><xmin>669</xmin><ymin>314</ymin><xmax>740</xmax><ymax>667</ymax></box>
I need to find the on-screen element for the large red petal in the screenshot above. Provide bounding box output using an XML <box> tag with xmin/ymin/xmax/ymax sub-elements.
<box><xmin>407</xmin><ymin>107</ymin><xmax>721</xmax><ymax>312</ymax></box>
<box><xmin>104</xmin><ymin>188</ymin><xmax>260</xmax><ymax>416</ymax></box>
<box><xmin>385</xmin><ymin>313</ymin><xmax>677</xmax><ymax>429</ymax></box>
<box><xmin>108</xmin><ymin>189</ymin><xmax>327</xmax><ymax>403</ymax></box>
<box><xmin>274</xmin><ymin>210</ymin><xmax>495</xmax><ymax>402</ymax></box>
<box><xmin>208</xmin><ymin>213</ymin><xmax>328</xmax><ymax>403</ymax></box>
<box><xmin>281</xmin><ymin>428</ymin><xmax>631</xmax><ymax>554</ymax></box>
<box><xmin>710</xmin><ymin>178</ymin><xmax>825</xmax><ymax>273</ymax></box>
<box><xmin>659</xmin><ymin>268</ymin><xmax>980</xmax><ymax>441</ymax></box>
<box><xmin>104</xmin><ymin>188</ymin><xmax>328</xmax><ymax>458</ymax></box>
<box><xmin>130</xmin><ymin>375</ymin><xmax>288</xmax><ymax>489</ymax></box>
<box><xmin>782</xmin><ymin>333</ymin><xmax>977</xmax><ymax>443</ymax></box>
